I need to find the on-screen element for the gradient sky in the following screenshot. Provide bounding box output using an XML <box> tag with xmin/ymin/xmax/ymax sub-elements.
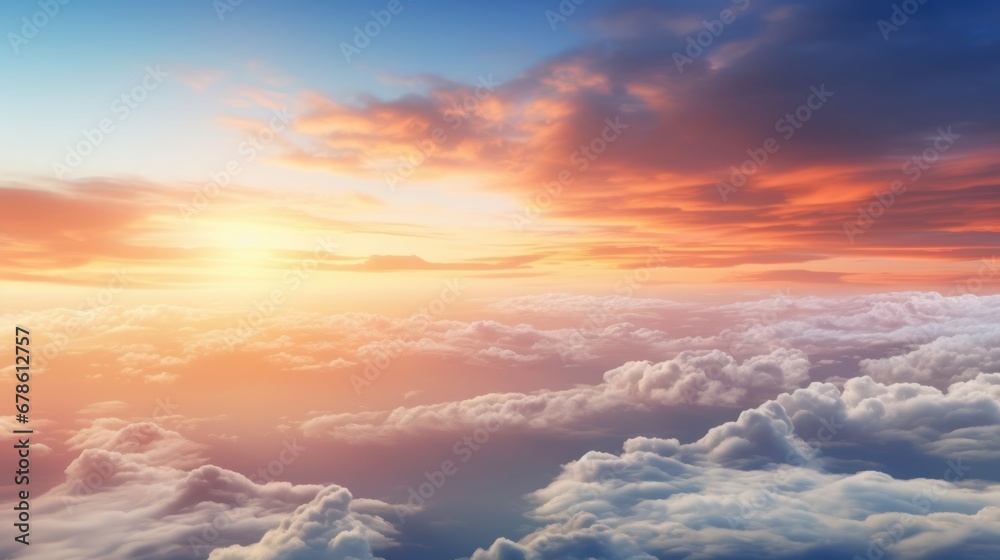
<box><xmin>2</xmin><ymin>0</ymin><xmax>998</xmax><ymax>314</ymax></box>
<box><xmin>2</xmin><ymin>1</ymin><xmax>1000</xmax><ymax>559</ymax></box>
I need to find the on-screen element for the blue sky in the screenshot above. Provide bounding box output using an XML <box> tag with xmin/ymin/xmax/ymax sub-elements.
<box><xmin>0</xmin><ymin>0</ymin><xmax>589</xmax><ymax>182</ymax></box>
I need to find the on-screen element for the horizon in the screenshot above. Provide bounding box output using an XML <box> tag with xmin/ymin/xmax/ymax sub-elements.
<box><xmin>2</xmin><ymin>1</ymin><xmax>999</xmax><ymax>559</ymax></box>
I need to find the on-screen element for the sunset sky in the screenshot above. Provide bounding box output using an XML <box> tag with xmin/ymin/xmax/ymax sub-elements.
<box><xmin>2</xmin><ymin>1</ymin><xmax>999</xmax><ymax>559</ymax></box>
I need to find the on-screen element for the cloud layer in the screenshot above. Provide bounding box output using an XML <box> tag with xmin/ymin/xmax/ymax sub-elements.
<box><xmin>471</xmin><ymin>373</ymin><xmax>1000</xmax><ymax>559</ymax></box>
<box><xmin>4</xmin><ymin>421</ymin><xmax>402</xmax><ymax>560</ymax></box>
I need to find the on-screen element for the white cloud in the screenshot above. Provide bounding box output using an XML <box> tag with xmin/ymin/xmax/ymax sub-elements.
<box><xmin>4</xmin><ymin>421</ymin><xmax>402</xmax><ymax>560</ymax></box>
<box><xmin>860</xmin><ymin>327</ymin><xmax>1000</xmax><ymax>387</ymax></box>
<box><xmin>302</xmin><ymin>347</ymin><xmax>810</xmax><ymax>442</ymax></box>
<box><xmin>470</xmin><ymin>373</ymin><xmax>1000</xmax><ymax>559</ymax></box>
<box><xmin>145</xmin><ymin>371</ymin><xmax>179</xmax><ymax>384</ymax></box>
<box><xmin>208</xmin><ymin>486</ymin><xmax>399</xmax><ymax>560</ymax></box>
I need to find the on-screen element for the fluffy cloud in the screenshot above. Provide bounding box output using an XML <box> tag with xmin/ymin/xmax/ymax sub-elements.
<box><xmin>299</xmin><ymin>289</ymin><xmax>1000</xmax><ymax>444</ymax></box>
<box><xmin>15</xmin><ymin>291</ymin><xmax>999</xmax><ymax>447</ymax></box>
<box><xmin>9</xmin><ymin>291</ymin><xmax>998</xmax><ymax>388</ymax></box>
<box><xmin>782</xmin><ymin>373</ymin><xmax>1000</xmax><ymax>462</ymax></box>
<box><xmin>469</xmin><ymin>373</ymin><xmax>1000</xmax><ymax>559</ymax></box>
<box><xmin>6</xmin><ymin>292</ymin><xmax>1000</xmax><ymax>558</ymax></box>
<box><xmin>302</xmin><ymin>347</ymin><xmax>810</xmax><ymax>442</ymax></box>
<box><xmin>860</xmin><ymin>327</ymin><xmax>1000</xmax><ymax>387</ymax></box>
<box><xmin>4</xmin><ymin>421</ymin><xmax>402</xmax><ymax>560</ymax></box>
<box><xmin>207</xmin><ymin>486</ymin><xmax>399</xmax><ymax>560</ymax></box>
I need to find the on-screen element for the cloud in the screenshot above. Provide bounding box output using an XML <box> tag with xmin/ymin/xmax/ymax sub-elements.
<box><xmin>778</xmin><ymin>373</ymin><xmax>1000</xmax><ymax>462</ymax></box>
<box><xmin>321</xmin><ymin>253</ymin><xmax>544</xmax><ymax>272</ymax></box>
<box><xmin>0</xmin><ymin>178</ymin><xmax>536</xmax><ymax>287</ymax></box>
<box><xmin>7</xmin><ymin>292</ymin><xmax>1000</xmax><ymax>557</ymax></box>
<box><xmin>860</xmin><ymin>327</ymin><xmax>1000</xmax><ymax>387</ymax></box>
<box><xmin>207</xmin><ymin>486</ymin><xmax>399</xmax><ymax>560</ymax></box>
<box><xmin>292</xmin><ymin>291</ymin><xmax>999</xmax><ymax>443</ymax></box>
<box><xmin>5</xmin><ymin>421</ymin><xmax>402</xmax><ymax>560</ymax></box>
<box><xmin>145</xmin><ymin>371</ymin><xmax>179</xmax><ymax>384</ymax></box>
<box><xmin>7</xmin><ymin>3</ymin><xmax>1000</xmax><ymax>288</ymax></box>
<box><xmin>270</xmin><ymin>0</ymin><xmax>1000</xmax><ymax>275</ymax></box>
<box><xmin>77</xmin><ymin>400</ymin><xmax>130</xmax><ymax>416</ymax></box>
<box><xmin>10</xmin><ymin>291</ymin><xmax>1000</xmax><ymax>402</ymax></box>
<box><xmin>479</xmin><ymin>292</ymin><xmax>690</xmax><ymax>318</ymax></box>
<box><xmin>301</xmin><ymin>347</ymin><xmax>811</xmax><ymax>442</ymax></box>
<box><xmin>726</xmin><ymin>269</ymin><xmax>848</xmax><ymax>284</ymax></box>
<box><xmin>470</xmin><ymin>373</ymin><xmax>1000</xmax><ymax>559</ymax></box>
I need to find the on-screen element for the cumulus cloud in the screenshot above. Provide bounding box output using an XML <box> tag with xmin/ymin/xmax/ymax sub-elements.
<box><xmin>469</xmin><ymin>373</ymin><xmax>1000</xmax><ymax>559</ymax></box>
<box><xmin>4</xmin><ymin>421</ymin><xmax>402</xmax><ymax>560</ymax></box>
<box><xmin>781</xmin><ymin>373</ymin><xmax>1000</xmax><ymax>462</ymax></box>
<box><xmin>9</xmin><ymin>292</ymin><xmax>998</xmax><ymax>392</ymax></box>
<box><xmin>5</xmin><ymin>292</ymin><xmax>999</xmax><ymax>558</ymax></box>
<box><xmin>302</xmin><ymin>347</ymin><xmax>810</xmax><ymax>442</ymax></box>
<box><xmin>8</xmin><ymin>292</ymin><xmax>1000</xmax><ymax>554</ymax></box>
<box><xmin>207</xmin><ymin>486</ymin><xmax>399</xmax><ymax>560</ymax></box>
<box><xmin>860</xmin><ymin>327</ymin><xmax>1000</xmax><ymax>387</ymax></box>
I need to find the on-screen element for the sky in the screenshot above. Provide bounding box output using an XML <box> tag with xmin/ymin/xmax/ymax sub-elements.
<box><xmin>1</xmin><ymin>1</ymin><xmax>999</xmax><ymax>559</ymax></box>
